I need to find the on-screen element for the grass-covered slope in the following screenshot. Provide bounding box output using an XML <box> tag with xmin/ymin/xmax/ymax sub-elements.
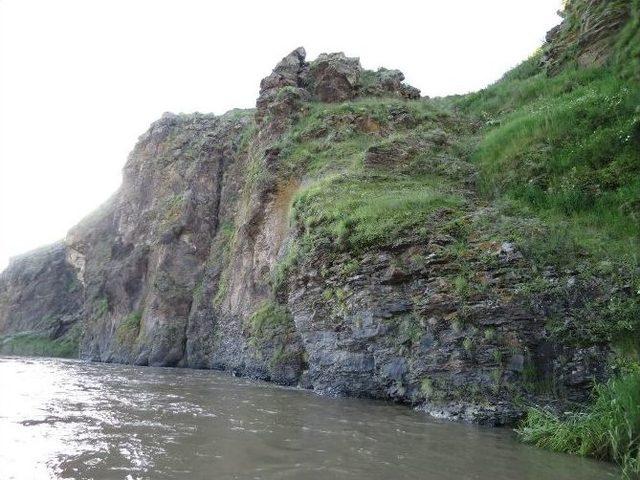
<box><xmin>454</xmin><ymin>0</ymin><xmax>640</xmax><ymax>475</ymax></box>
<box><xmin>0</xmin><ymin>326</ymin><xmax>81</xmax><ymax>358</ymax></box>
<box><xmin>461</xmin><ymin>59</ymin><xmax>639</xmax><ymax>260</ymax></box>
<box><xmin>456</xmin><ymin>1</ymin><xmax>640</xmax><ymax>349</ymax></box>
<box><xmin>277</xmin><ymin>99</ymin><xmax>472</xmax><ymax>253</ymax></box>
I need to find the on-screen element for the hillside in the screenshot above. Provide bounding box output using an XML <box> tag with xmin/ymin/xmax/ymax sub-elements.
<box><xmin>0</xmin><ymin>0</ymin><xmax>638</xmax><ymax>454</ymax></box>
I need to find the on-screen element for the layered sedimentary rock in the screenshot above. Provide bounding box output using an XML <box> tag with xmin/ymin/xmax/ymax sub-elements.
<box><xmin>543</xmin><ymin>0</ymin><xmax>631</xmax><ymax>72</ymax></box>
<box><xmin>0</xmin><ymin>21</ymin><xmax>630</xmax><ymax>424</ymax></box>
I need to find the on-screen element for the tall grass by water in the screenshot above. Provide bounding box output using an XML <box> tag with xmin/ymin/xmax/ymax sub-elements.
<box><xmin>518</xmin><ymin>371</ymin><xmax>640</xmax><ymax>479</ymax></box>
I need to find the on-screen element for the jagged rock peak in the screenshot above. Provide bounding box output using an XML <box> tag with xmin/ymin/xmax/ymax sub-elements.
<box><xmin>259</xmin><ymin>47</ymin><xmax>308</xmax><ymax>94</ymax></box>
<box><xmin>273</xmin><ymin>46</ymin><xmax>307</xmax><ymax>74</ymax></box>
<box><xmin>256</xmin><ymin>47</ymin><xmax>421</xmax><ymax>124</ymax></box>
<box><xmin>308</xmin><ymin>52</ymin><xmax>362</xmax><ymax>103</ymax></box>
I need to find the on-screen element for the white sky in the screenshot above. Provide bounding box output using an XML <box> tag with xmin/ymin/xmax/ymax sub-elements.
<box><xmin>0</xmin><ymin>0</ymin><xmax>562</xmax><ymax>270</ymax></box>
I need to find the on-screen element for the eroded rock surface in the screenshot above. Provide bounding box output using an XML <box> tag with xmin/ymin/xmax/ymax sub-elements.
<box><xmin>0</xmin><ymin>35</ymin><xmax>624</xmax><ymax>425</ymax></box>
<box><xmin>0</xmin><ymin>243</ymin><xmax>82</xmax><ymax>355</ymax></box>
<box><xmin>256</xmin><ymin>47</ymin><xmax>420</xmax><ymax>126</ymax></box>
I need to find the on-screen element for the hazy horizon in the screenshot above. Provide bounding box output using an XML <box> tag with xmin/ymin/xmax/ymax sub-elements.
<box><xmin>0</xmin><ymin>0</ymin><xmax>563</xmax><ymax>270</ymax></box>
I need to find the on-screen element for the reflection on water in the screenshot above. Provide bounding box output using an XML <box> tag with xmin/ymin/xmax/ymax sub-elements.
<box><xmin>0</xmin><ymin>356</ymin><xmax>618</xmax><ymax>480</ymax></box>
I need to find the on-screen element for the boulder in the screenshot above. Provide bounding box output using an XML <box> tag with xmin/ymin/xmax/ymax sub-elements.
<box><xmin>256</xmin><ymin>47</ymin><xmax>309</xmax><ymax>123</ymax></box>
<box><xmin>361</xmin><ymin>68</ymin><xmax>421</xmax><ymax>99</ymax></box>
<box><xmin>308</xmin><ymin>52</ymin><xmax>362</xmax><ymax>102</ymax></box>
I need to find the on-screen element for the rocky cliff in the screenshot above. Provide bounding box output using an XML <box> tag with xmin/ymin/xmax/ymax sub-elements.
<box><xmin>1</xmin><ymin>0</ymin><xmax>638</xmax><ymax>426</ymax></box>
<box><xmin>0</xmin><ymin>242</ymin><xmax>82</xmax><ymax>356</ymax></box>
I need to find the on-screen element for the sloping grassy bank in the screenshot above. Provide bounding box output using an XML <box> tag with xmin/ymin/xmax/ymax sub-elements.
<box><xmin>455</xmin><ymin>0</ymin><xmax>640</xmax><ymax>476</ymax></box>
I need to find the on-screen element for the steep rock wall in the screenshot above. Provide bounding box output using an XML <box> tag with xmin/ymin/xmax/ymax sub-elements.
<box><xmin>1</xmin><ymin>0</ymin><xmax>635</xmax><ymax>425</ymax></box>
<box><xmin>0</xmin><ymin>242</ymin><xmax>82</xmax><ymax>356</ymax></box>
<box><xmin>65</xmin><ymin>111</ymin><xmax>253</xmax><ymax>366</ymax></box>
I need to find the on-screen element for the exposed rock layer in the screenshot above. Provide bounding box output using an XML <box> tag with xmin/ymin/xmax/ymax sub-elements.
<box><xmin>0</xmin><ymin>4</ymin><xmax>632</xmax><ymax>425</ymax></box>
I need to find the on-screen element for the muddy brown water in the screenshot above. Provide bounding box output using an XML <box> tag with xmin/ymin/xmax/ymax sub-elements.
<box><xmin>0</xmin><ymin>356</ymin><xmax>618</xmax><ymax>479</ymax></box>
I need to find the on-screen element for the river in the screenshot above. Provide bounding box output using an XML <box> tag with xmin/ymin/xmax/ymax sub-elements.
<box><xmin>0</xmin><ymin>356</ymin><xmax>617</xmax><ymax>479</ymax></box>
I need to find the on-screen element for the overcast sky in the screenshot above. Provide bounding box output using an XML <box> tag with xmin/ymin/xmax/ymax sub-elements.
<box><xmin>0</xmin><ymin>0</ymin><xmax>562</xmax><ymax>270</ymax></box>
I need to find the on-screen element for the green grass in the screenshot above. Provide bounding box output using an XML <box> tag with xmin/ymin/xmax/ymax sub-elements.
<box><xmin>452</xmin><ymin>24</ymin><xmax>640</xmax><ymax>356</ymax></box>
<box><xmin>420</xmin><ymin>377</ymin><xmax>435</xmax><ymax>397</ymax></box>
<box><xmin>247</xmin><ymin>301</ymin><xmax>294</xmax><ymax>341</ymax></box>
<box><xmin>518</xmin><ymin>371</ymin><xmax>640</xmax><ymax>478</ymax></box>
<box><xmin>615</xmin><ymin>1</ymin><xmax>640</xmax><ymax>79</ymax></box>
<box><xmin>278</xmin><ymin>134</ymin><xmax>372</xmax><ymax>178</ymax></box>
<box><xmin>265</xmin><ymin>94</ymin><xmax>469</xmax><ymax>281</ymax></box>
<box><xmin>252</xmin><ymin>96</ymin><xmax>471</xmax><ymax>291</ymax></box>
<box><xmin>0</xmin><ymin>327</ymin><xmax>81</xmax><ymax>358</ymax></box>
<box><xmin>212</xmin><ymin>221</ymin><xmax>237</xmax><ymax>306</ymax></box>
<box><xmin>453</xmin><ymin>45</ymin><xmax>640</xmax><ymax>353</ymax></box>
<box><xmin>116</xmin><ymin>311</ymin><xmax>142</xmax><ymax>345</ymax></box>
<box><xmin>93</xmin><ymin>297</ymin><xmax>109</xmax><ymax>319</ymax></box>
<box><xmin>291</xmin><ymin>98</ymin><xmax>448</xmax><ymax>134</ymax></box>
<box><xmin>273</xmin><ymin>98</ymin><xmax>454</xmax><ymax>178</ymax></box>
<box><xmin>456</xmin><ymin>7</ymin><xmax>640</xmax><ymax>263</ymax></box>
<box><xmin>492</xmin><ymin>5</ymin><xmax>640</xmax><ymax>472</ymax></box>
<box><xmin>291</xmin><ymin>172</ymin><xmax>465</xmax><ymax>253</ymax></box>
<box><xmin>463</xmin><ymin>68</ymin><xmax>640</xmax><ymax>259</ymax></box>
<box><xmin>245</xmin><ymin>301</ymin><xmax>300</xmax><ymax>371</ymax></box>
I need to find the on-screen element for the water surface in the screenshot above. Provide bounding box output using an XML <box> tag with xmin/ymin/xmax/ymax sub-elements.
<box><xmin>0</xmin><ymin>356</ymin><xmax>617</xmax><ymax>479</ymax></box>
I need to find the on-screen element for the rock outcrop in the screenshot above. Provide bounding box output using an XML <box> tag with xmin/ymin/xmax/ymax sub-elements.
<box><xmin>0</xmin><ymin>242</ymin><xmax>81</xmax><ymax>335</ymax></box>
<box><xmin>256</xmin><ymin>47</ymin><xmax>420</xmax><ymax>127</ymax></box>
<box><xmin>1</xmin><ymin>4</ymin><xmax>634</xmax><ymax>426</ymax></box>
<box><xmin>0</xmin><ymin>242</ymin><xmax>82</xmax><ymax>356</ymax></box>
<box><xmin>65</xmin><ymin>111</ymin><xmax>253</xmax><ymax>366</ymax></box>
<box><xmin>543</xmin><ymin>0</ymin><xmax>632</xmax><ymax>72</ymax></box>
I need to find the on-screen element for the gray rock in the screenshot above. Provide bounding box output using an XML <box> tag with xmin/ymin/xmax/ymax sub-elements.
<box><xmin>308</xmin><ymin>52</ymin><xmax>362</xmax><ymax>102</ymax></box>
<box><xmin>508</xmin><ymin>354</ymin><xmax>525</xmax><ymax>372</ymax></box>
<box><xmin>360</xmin><ymin>68</ymin><xmax>421</xmax><ymax>99</ymax></box>
<box><xmin>0</xmin><ymin>242</ymin><xmax>83</xmax><ymax>356</ymax></box>
<box><xmin>382</xmin><ymin>357</ymin><xmax>408</xmax><ymax>381</ymax></box>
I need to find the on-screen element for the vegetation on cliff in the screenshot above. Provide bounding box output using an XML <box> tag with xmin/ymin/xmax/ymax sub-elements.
<box><xmin>0</xmin><ymin>0</ymin><xmax>638</xmax><ymax>475</ymax></box>
<box><xmin>518</xmin><ymin>369</ymin><xmax>640</xmax><ymax>478</ymax></box>
<box><xmin>457</xmin><ymin>2</ymin><xmax>640</xmax><ymax>348</ymax></box>
<box><xmin>0</xmin><ymin>326</ymin><xmax>81</xmax><ymax>358</ymax></box>
<box><xmin>253</xmin><ymin>0</ymin><xmax>640</xmax><ymax>472</ymax></box>
<box><xmin>459</xmin><ymin>0</ymin><xmax>640</xmax><ymax>475</ymax></box>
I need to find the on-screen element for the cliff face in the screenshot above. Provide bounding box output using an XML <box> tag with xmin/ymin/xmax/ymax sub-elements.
<box><xmin>0</xmin><ymin>243</ymin><xmax>82</xmax><ymax>356</ymax></box>
<box><xmin>1</xmin><ymin>1</ymin><xmax>638</xmax><ymax>425</ymax></box>
<box><xmin>56</xmin><ymin>50</ymin><xmax>421</xmax><ymax>376</ymax></box>
<box><xmin>64</xmin><ymin>111</ymin><xmax>252</xmax><ymax>366</ymax></box>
